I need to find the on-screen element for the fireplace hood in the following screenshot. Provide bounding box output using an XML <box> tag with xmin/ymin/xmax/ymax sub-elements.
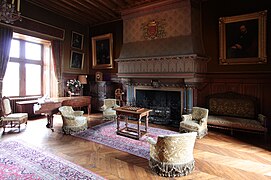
<box><xmin>115</xmin><ymin>0</ymin><xmax>208</xmax><ymax>79</ymax></box>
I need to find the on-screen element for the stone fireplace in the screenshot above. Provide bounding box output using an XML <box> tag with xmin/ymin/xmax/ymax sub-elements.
<box><xmin>135</xmin><ymin>86</ymin><xmax>182</xmax><ymax>126</ymax></box>
<box><xmin>115</xmin><ymin>0</ymin><xmax>208</xmax><ymax>126</ymax></box>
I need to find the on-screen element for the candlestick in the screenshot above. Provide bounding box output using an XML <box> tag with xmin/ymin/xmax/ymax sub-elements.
<box><xmin>17</xmin><ymin>0</ymin><xmax>20</xmax><ymax>12</ymax></box>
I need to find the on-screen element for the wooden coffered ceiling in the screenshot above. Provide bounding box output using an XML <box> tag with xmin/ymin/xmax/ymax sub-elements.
<box><xmin>25</xmin><ymin>0</ymin><xmax>162</xmax><ymax>26</ymax></box>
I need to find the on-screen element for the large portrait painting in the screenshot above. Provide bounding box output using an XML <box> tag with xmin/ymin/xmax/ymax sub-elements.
<box><xmin>92</xmin><ymin>33</ymin><xmax>113</xmax><ymax>69</ymax></box>
<box><xmin>219</xmin><ymin>10</ymin><xmax>267</xmax><ymax>65</ymax></box>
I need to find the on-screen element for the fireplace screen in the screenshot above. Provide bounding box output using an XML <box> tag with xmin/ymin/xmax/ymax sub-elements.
<box><xmin>135</xmin><ymin>89</ymin><xmax>181</xmax><ymax>127</ymax></box>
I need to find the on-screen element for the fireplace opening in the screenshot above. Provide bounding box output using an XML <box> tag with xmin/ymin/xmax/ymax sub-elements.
<box><xmin>135</xmin><ymin>89</ymin><xmax>181</xmax><ymax>127</ymax></box>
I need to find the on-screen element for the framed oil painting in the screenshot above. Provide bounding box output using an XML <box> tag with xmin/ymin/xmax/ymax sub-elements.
<box><xmin>71</xmin><ymin>31</ymin><xmax>84</xmax><ymax>49</ymax></box>
<box><xmin>92</xmin><ymin>33</ymin><xmax>113</xmax><ymax>69</ymax></box>
<box><xmin>219</xmin><ymin>10</ymin><xmax>267</xmax><ymax>65</ymax></box>
<box><xmin>70</xmin><ymin>50</ymin><xmax>84</xmax><ymax>69</ymax></box>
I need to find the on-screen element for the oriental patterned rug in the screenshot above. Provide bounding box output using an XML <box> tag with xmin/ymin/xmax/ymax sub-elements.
<box><xmin>73</xmin><ymin>121</ymin><xmax>178</xmax><ymax>159</ymax></box>
<box><xmin>0</xmin><ymin>140</ymin><xmax>104</xmax><ymax>180</ymax></box>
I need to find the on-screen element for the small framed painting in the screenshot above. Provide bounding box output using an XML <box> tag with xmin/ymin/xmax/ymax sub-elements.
<box><xmin>70</xmin><ymin>50</ymin><xmax>84</xmax><ymax>69</ymax></box>
<box><xmin>71</xmin><ymin>31</ymin><xmax>84</xmax><ymax>50</ymax></box>
<box><xmin>219</xmin><ymin>10</ymin><xmax>267</xmax><ymax>65</ymax></box>
<box><xmin>92</xmin><ymin>33</ymin><xmax>113</xmax><ymax>69</ymax></box>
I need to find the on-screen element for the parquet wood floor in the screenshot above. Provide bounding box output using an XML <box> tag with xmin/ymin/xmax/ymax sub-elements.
<box><xmin>1</xmin><ymin>113</ymin><xmax>271</xmax><ymax>180</ymax></box>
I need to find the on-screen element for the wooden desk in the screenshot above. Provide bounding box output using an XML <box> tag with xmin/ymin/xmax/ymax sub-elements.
<box><xmin>33</xmin><ymin>96</ymin><xmax>91</xmax><ymax>131</ymax></box>
<box><xmin>114</xmin><ymin>106</ymin><xmax>152</xmax><ymax>140</ymax></box>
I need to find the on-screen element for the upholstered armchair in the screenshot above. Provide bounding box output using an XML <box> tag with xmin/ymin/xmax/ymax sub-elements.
<box><xmin>147</xmin><ymin>132</ymin><xmax>197</xmax><ymax>177</ymax></box>
<box><xmin>180</xmin><ymin>107</ymin><xmax>209</xmax><ymax>139</ymax></box>
<box><xmin>1</xmin><ymin>96</ymin><xmax>28</xmax><ymax>133</ymax></box>
<box><xmin>58</xmin><ymin>106</ymin><xmax>88</xmax><ymax>134</ymax></box>
<box><xmin>101</xmin><ymin>99</ymin><xmax>119</xmax><ymax>120</ymax></box>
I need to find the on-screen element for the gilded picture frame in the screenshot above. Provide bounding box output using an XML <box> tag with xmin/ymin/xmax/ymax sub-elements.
<box><xmin>71</xmin><ymin>31</ymin><xmax>84</xmax><ymax>50</ymax></box>
<box><xmin>219</xmin><ymin>10</ymin><xmax>267</xmax><ymax>65</ymax></box>
<box><xmin>92</xmin><ymin>33</ymin><xmax>113</xmax><ymax>69</ymax></box>
<box><xmin>70</xmin><ymin>50</ymin><xmax>84</xmax><ymax>70</ymax></box>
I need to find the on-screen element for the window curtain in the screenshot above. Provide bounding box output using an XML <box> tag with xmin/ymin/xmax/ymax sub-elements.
<box><xmin>51</xmin><ymin>40</ymin><xmax>63</xmax><ymax>97</ymax></box>
<box><xmin>0</xmin><ymin>25</ymin><xmax>13</xmax><ymax>99</ymax></box>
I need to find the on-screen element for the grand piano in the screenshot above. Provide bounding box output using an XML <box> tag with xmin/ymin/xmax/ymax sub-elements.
<box><xmin>33</xmin><ymin>96</ymin><xmax>91</xmax><ymax>131</ymax></box>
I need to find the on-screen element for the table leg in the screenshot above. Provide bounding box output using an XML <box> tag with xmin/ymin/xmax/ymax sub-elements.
<box><xmin>88</xmin><ymin>104</ymin><xmax>91</xmax><ymax>116</ymax></box>
<box><xmin>125</xmin><ymin>115</ymin><xmax>128</xmax><ymax>129</ymax></box>
<box><xmin>145</xmin><ymin>114</ymin><xmax>149</xmax><ymax>133</ymax></box>
<box><xmin>138</xmin><ymin>116</ymin><xmax>141</xmax><ymax>139</ymax></box>
<box><xmin>45</xmin><ymin>114</ymin><xmax>54</xmax><ymax>132</ymax></box>
<box><xmin>116</xmin><ymin>114</ymin><xmax>120</xmax><ymax>132</ymax></box>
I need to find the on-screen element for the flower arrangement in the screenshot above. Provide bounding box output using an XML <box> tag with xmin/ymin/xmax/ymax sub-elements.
<box><xmin>66</xmin><ymin>79</ymin><xmax>82</xmax><ymax>93</ymax></box>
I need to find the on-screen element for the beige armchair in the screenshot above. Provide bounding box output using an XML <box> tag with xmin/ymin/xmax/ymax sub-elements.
<box><xmin>147</xmin><ymin>132</ymin><xmax>197</xmax><ymax>177</ymax></box>
<box><xmin>180</xmin><ymin>107</ymin><xmax>209</xmax><ymax>139</ymax></box>
<box><xmin>1</xmin><ymin>96</ymin><xmax>28</xmax><ymax>133</ymax></box>
<box><xmin>58</xmin><ymin>106</ymin><xmax>88</xmax><ymax>134</ymax></box>
<box><xmin>101</xmin><ymin>99</ymin><xmax>119</xmax><ymax>120</ymax></box>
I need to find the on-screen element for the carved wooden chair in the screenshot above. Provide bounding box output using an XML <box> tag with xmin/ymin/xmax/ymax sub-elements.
<box><xmin>1</xmin><ymin>96</ymin><xmax>28</xmax><ymax>133</ymax></box>
<box><xmin>147</xmin><ymin>132</ymin><xmax>197</xmax><ymax>177</ymax></box>
<box><xmin>180</xmin><ymin>107</ymin><xmax>209</xmax><ymax>139</ymax></box>
<box><xmin>115</xmin><ymin>88</ymin><xmax>124</xmax><ymax>106</ymax></box>
<box><xmin>58</xmin><ymin>106</ymin><xmax>88</xmax><ymax>134</ymax></box>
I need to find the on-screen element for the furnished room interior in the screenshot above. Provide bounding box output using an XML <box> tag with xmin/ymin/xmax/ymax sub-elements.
<box><xmin>0</xmin><ymin>0</ymin><xmax>271</xmax><ymax>179</ymax></box>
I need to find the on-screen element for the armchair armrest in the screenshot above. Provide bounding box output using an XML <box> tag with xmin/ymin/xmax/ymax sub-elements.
<box><xmin>113</xmin><ymin>104</ymin><xmax>120</xmax><ymax>108</ymax></box>
<box><xmin>147</xmin><ymin>137</ymin><xmax>157</xmax><ymax>145</ymax></box>
<box><xmin>181</xmin><ymin>114</ymin><xmax>192</xmax><ymax>122</ymax></box>
<box><xmin>199</xmin><ymin>117</ymin><xmax>207</xmax><ymax>126</ymax></box>
<box><xmin>74</xmin><ymin>111</ymin><xmax>84</xmax><ymax>116</ymax></box>
<box><xmin>101</xmin><ymin>105</ymin><xmax>107</xmax><ymax>111</ymax></box>
<box><xmin>258</xmin><ymin>114</ymin><xmax>267</xmax><ymax>127</ymax></box>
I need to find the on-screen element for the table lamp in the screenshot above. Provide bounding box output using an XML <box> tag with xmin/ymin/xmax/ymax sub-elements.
<box><xmin>78</xmin><ymin>75</ymin><xmax>87</xmax><ymax>85</ymax></box>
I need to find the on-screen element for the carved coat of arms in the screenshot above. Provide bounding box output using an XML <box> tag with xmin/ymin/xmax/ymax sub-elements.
<box><xmin>142</xmin><ymin>20</ymin><xmax>166</xmax><ymax>40</ymax></box>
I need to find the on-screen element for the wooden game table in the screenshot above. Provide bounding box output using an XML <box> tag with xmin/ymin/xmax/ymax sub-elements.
<box><xmin>113</xmin><ymin>106</ymin><xmax>152</xmax><ymax>140</ymax></box>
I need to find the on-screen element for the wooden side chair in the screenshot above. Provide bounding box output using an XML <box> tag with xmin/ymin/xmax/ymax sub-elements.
<box><xmin>1</xmin><ymin>96</ymin><xmax>28</xmax><ymax>133</ymax></box>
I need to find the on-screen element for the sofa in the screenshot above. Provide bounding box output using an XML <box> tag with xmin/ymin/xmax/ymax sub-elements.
<box><xmin>206</xmin><ymin>92</ymin><xmax>268</xmax><ymax>139</ymax></box>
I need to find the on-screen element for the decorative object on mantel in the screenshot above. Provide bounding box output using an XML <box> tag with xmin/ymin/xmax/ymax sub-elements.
<box><xmin>95</xmin><ymin>71</ymin><xmax>103</xmax><ymax>82</ymax></box>
<box><xmin>141</xmin><ymin>19</ymin><xmax>166</xmax><ymax>40</ymax></box>
<box><xmin>151</xmin><ymin>79</ymin><xmax>160</xmax><ymax>88</ymax></box>
<box><xmin>0</xmin><ymin>0</ymin><xmax>21</xmax><ymax>24</ymax></box>
<box><xmin>66</xmin><ymin>79</ymin><xmax>82</xmax><ymax>96</ymax></box>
